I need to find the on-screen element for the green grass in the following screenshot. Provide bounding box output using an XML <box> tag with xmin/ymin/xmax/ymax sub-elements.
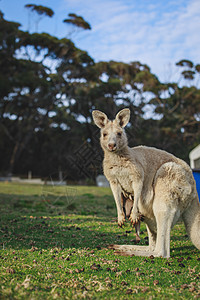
<box><xmin>0</xmin><ymin>182</ymin><xmax>199</xmax><ymax>299</ymax></box>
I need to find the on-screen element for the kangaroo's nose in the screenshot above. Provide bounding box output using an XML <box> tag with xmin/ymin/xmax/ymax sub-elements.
<box><xmin>108</xmin><ymin>143</ymin><xmax>116</xmax><ymax>150</ymax></box>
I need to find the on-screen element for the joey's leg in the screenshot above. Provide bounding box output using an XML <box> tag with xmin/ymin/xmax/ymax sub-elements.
<box><xmin>110</xmin><ymin>181</ymin><xmax>125</xmax><ymax>227</ymax></box>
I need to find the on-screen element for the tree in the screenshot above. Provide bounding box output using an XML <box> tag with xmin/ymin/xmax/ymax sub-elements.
<box><xmin>0</xmin><ymin>11</ymin><xmax>93</xmax><ymax>175</ymax></box>
<box><xmin>148</xmin><ymin>64</ymin><xmax>200</xmax><ymax>161</ymax></box>
<box><xmin>176</xmin><ymin>59</ymin><xmax>200</xmax><ymax>86</ymax></box>
<box><xmin>63</xmin><ymin>13</ymin><xmax>91</xmax><ymax>30</ymax></box>
<box><xmin>25</xmin><ymin>4</ymin><xmax>54</xmax><ymax>32</ymax></box>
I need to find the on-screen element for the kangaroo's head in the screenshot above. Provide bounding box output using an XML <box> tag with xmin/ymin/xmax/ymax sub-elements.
<box><xmin>92</xmin><ymin>108</ymin><xmax>130</xmax><ymax>153</ymax></box>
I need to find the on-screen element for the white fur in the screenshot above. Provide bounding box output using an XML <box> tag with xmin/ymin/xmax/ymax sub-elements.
<box><xmin>92</xmin><ymin>108</ymin><xmax>200</xmax><ymax>258</ymax></box>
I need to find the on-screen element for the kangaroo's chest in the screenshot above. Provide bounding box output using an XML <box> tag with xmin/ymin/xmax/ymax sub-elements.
<box><xmin>104</xmin><ymin>162</ymin><xmax>135</xmax><ymax>194</ymax></box>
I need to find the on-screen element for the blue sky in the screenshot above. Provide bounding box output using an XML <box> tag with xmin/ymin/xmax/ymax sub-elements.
<box><xmin>1</xmin><ymin>0</ymin><xmax>200</xmax><ymax>82</ymax></box>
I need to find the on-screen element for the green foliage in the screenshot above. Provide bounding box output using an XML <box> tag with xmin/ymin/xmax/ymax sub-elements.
<box><xmin>176</xmin><ymin>59</ymin><xmax>200</xmax><ymax>81</ymax></box>
<box><xmin>0</xmin><ymin>183</ymin><xmax>200</xmax><ymax>299</ymax></box>
<box><xmin>181</xmin><ymin>70</ymin><xmax>196</xmax><ymax>80</ymax></box>
<box><xmin>63</xmin><ymin>13</ymin><xmax>91</xmax><ymax>30</ymax></box>
<box><xmin>134</xmin><ymin>70</ymin><xmax>160</xmax><ymax>93</ymax></box>
<box><xmin>176</xmin><ymin>59</ymin><xmax>194</xmax><ymax>68</ymax></box>
<box><xmin>25</xmin><ymin>4</ymin><xmax>54</xmax><ymax>17</ymax></box>
<box><xmin>151</xmin><ymin>84</ymin><xmax>200</xmax><ymax>161</ymax></box>
<box><xmin>196</xmin><ymin>64</ymin><xmax>200</xmax><ymax>73</ymax></box>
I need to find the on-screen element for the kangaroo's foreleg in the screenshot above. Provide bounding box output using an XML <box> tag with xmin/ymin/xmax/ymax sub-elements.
<box><xmin>129</xmin><ymin>181</ymin><xmax>144</xmax><ymax>227</ymax></box>
<box><xmin>110</xmin><ymin>180</ymin><xmax>125</xmax><ymax>227</ymax></box>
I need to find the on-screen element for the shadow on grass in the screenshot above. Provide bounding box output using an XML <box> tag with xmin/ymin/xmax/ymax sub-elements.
<box><xmin>0</xmin><ymin>192</ymin><xmax>142</xmax><ymax>251</ymax></box>
<box><xmin>0</xmin><ymin>214</ymin><xmax>145</xmax><ymax>251</ymax></box>
<box><xmin>0</xmin><ymin>192</ymin><xmax>197</xmax><ymax>256</ymax></box>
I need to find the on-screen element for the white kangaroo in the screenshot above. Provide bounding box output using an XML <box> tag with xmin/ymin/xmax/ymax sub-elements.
<box><xmin>92</xmin><ymin>108</ymin><xmax>200</xmax><ymax>258</ymax></box>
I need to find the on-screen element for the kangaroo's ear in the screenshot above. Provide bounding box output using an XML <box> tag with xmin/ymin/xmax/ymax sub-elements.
<box><xmin>92</xmin><ymin>110</ymin><xmax>108</xmax><ymax>128</ymax></box>
<box><xmin>115</xmin><ymin>108</ymin><xmax>130</xmax><ymax>128</ymax></box>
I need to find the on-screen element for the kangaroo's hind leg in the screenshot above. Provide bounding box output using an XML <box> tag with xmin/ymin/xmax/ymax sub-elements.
<box><xmin>109</xmin><ymin>223</ymin><xmax>157</xmax><ymax>257</ymax></box>
<box><xmin>153</xmin><ymin>200</ymin><xmax>179</xmax><ymax>258</ymax></box>
<box><xmin>152</xmin><ymin>163</ymin><xmax>183</xmax><ymax>258</ymax></box>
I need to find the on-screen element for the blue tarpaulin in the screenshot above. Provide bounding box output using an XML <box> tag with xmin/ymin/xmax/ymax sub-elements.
<box><xmin>193</xmin><ymin>170</ymin><xmax>200</xmax><ymax>201</ymax></box>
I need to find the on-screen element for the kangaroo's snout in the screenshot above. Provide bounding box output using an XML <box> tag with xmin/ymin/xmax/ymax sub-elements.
<box><xmin>108</xmin><ymin>143</ymin><xmax>116</xmax><ymax>151</ymax></box>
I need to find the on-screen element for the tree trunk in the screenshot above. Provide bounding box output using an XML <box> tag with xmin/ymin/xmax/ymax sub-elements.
<box><xmin>7</xmin><ymin>141</ymin><xmax>20</xmax><ymax>176</ymax></box>
<box><xmin>7</xmin><ymin>130</ymin><xmax>33</xmax><ymax>176</ymax></box>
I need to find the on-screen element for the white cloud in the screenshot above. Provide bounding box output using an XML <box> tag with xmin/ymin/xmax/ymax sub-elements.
<box><xmin>61</xmin><ymin>0</ymin><xmax>200</xmax><ymax>81</ymax></box>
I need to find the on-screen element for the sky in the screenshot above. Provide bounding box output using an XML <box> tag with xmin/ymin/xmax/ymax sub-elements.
<box><xmin>1</xmin><ymin>0</ymin><xmax>200</xmax><ymax>83</ymax></box>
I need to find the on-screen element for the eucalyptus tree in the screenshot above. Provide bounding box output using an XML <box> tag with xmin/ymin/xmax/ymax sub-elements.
<box><xmin>148</xmin><ymin>60</ymin><xmax>200</xmax><ymax>161</ymax></box>
<box><xmin>25</xmin><ymin>4</ymin><xmax>54</xmax><ymax>32</ymax></box>
<box><xmin>63</xmin><ymin>13</ymin><xmax>91</xmax><ymax>30</ymax></box>
<box><xmin>0</xmin><ymin>10</ymin><xmax>93</xmax><ymax>175</ymax></box>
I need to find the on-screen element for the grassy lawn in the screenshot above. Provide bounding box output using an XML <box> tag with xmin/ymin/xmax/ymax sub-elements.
<box><xmin>0</xmin><ymin>182</ymin><xmax>199</xmax><ymax>299</ymax></box>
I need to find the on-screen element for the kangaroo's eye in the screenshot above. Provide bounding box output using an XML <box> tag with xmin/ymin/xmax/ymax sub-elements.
<box><xmin>117</xmin><ymin>132</ymin><xmax>122</xmax><ymax>137</ymax></box>
<box><xmin>103</xmin><ymin>133</ymin><xmax>107</xmax><ymax>137</ymax></box>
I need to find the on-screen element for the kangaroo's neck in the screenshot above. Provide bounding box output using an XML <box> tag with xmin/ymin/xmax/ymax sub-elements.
<box><xmin>103</xmin><ymin>145</ymin><xmax>131</xmax><ymax>159</ymax></box>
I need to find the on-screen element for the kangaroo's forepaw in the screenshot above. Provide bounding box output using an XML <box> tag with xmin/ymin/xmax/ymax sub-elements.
<box><xmin>118</xmin><ymin>213</ymin><xmax>125</xmax><ymax>228</ymax></box>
